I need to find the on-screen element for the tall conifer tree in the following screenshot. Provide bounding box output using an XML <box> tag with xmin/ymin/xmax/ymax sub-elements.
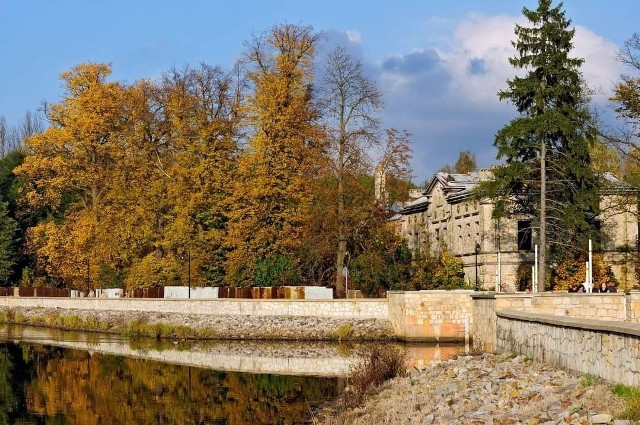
<box><xmin>485</xmin><ymin>0</ymin><xmax>599</xmax><ymax>291</ymax></box>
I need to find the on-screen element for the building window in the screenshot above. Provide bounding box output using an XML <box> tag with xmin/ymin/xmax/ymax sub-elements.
<box><xmin>517</xmin><ymin>220</ymin><xmax>532</xmax><ymax>251</ymax></box>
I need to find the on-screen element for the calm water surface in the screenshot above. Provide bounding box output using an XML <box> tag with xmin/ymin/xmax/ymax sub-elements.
<box><xmin>0</xmin><ymin>325</ymin><xmax>464</xmax><ymax>424</ymax></box>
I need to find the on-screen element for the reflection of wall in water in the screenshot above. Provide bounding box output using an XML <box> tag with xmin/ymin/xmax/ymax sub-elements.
<box><xmin>402</xmin><ymin>344</ymin><xmax>466</xmax><ymax>369</ymax></box>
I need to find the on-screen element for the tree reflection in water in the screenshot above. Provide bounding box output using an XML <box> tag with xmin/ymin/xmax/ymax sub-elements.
<box><xmin>0</xmin><ymin>342</ymin><xmax>341</xmax><ymax>424</ymax></box>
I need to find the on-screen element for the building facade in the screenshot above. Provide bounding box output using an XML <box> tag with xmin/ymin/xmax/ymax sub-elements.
<box><xmin>393</xmin><ymin>169</ymin><xmax>639</xmax><ymax>291</ymax></box>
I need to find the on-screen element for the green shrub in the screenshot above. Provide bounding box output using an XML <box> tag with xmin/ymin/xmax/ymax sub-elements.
<box><xmin>254</xmin><ymin>253</ymin><xmax>300</xmax><ymax>287</ymax></box>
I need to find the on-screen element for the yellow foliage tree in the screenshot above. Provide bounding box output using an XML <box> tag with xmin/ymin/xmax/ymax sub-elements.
<box><xmin>17</xmin><ymin>63</ymin><xmax>130</xmax><ymax>289</ymax></box>
<box><xmin>17</xmin><ymin>62</ymin><xmax>243</xmax><ymax>289</ymax></box>
<box><xmin>224</xmin><ymin>24</ymin><xmax>325</xmax><ymax>285</ymax></box>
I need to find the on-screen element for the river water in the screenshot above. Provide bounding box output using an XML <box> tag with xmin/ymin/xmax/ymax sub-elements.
<box><xmin>0</xmin><ymin>325</ymin><xmax>465</xmax><ymax>424</ymax></box>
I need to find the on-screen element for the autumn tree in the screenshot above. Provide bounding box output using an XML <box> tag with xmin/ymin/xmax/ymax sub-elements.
<box><xmin>608</xmin><ymin>33</ymin><xmax>640</xmax><ymax>188</ymax></box>
<box><xmin>454</xmin><ymin>150</ymin><xmax>477</xmax><ymax>173</ymax></box>
<box><xmin>16</xmin><ymin>63</ymin><xmax>130</xmax><ymax>288</ymax></box>
<box><xmin>153</xmin><ymin>64</ymin><xmax>243</xmax><ymax>286</ymax></box>
<box><xmin>0</xmin><ymin>111</ymin><xmax>43</xmax><ymax>156</ymax></box>
<box><xmin>0</xmin><ymin>117</ymin><xmax>9</xmax><ymax>157</ymax></box>
<box><xmin>319</xmin><ymin>46</ymin><xmax>383</xmax><ymax>296</ymax></box>
<box><xmin>480</xmin><ymin>0</ymin><xmax>599</xmax><ymax>291</ymax></box>
<box><xmin>18</xmin><ymin>110</ymin><xmax>44</xmax><ymax>143</ymax></box>
<box><xmin>224</xmin><ymin>24</ymin><xmax>324</xmax><ymax>286</ymax></box>
<box><xmin>612</xmin><ymin>33</ymin><xmax>640</xmax><ymax>138</ymax></box>
<box><xmin>440</xmin><ymin>150</ymin><xmax>477</xmax><ymax>174</ymax></box>
<box><xmin>589</xmin><ymin>139</ymin><xmax>621</xmax><ymax>175</ymax></box>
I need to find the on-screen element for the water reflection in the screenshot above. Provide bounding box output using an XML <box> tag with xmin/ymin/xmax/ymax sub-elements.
<box><xmin>0</xmin><ymin>325</ymin><xmax>466</xmax><ymax>424</ymax></box>
<box><xmin>0</xmin><ymin>341</ymin><xmax>342</xmax><ymax>424</ymax></box>
<box><xmin>0</xmin><ymin>326</ymin><xmax>467</xmax><ymax>378</ymax></box>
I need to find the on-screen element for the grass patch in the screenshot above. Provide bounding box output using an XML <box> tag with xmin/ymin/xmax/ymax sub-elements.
<box><xmin>59</xmin><ymin>315</ymin><xmax>83</xmax><ymax>329</ymax></box>
<box><xmin>335</xmin><ymin>323</ymin><xmax>353</xmax><ymax>341</ymax></box>
<box><xmin>581</xmin><ymin>374</ymin><xmax>597</xmax><ymax>387</ymax></box>
<box><xmin>613</xmin><ymin>384</ymin><xmax>640</xmax><ymax>421</ymax></box>
<box><xmin>84</xmin><ymin>315</ymin><xmax>110</xmax><ymax>331</ymax></box>
<box><xmin>125</xmin><ymin>320</ymin><xmax>215</xmax><ymax>340</ymax></box>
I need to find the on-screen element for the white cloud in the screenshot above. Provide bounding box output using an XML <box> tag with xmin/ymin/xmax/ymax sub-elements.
<box><xmin>573</xmin><ymin>25</ymin><xmax>624</xmax><ymax>100</ymax></box>
<box><xmin>373</xmin><ymin>13</ymin><xmax>624</xmax><ymax>183</ymax></box>
<box><xmin>345</xmin><ymin>30</ymin><xmax>362</xmax><ymax>45</ymax></box>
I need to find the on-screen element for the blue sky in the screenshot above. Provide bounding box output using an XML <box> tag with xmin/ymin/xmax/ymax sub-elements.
<box><xmin>1</xmin><ymin>0</ymin><xmax>638</xmax><ymax>183</ymax></box>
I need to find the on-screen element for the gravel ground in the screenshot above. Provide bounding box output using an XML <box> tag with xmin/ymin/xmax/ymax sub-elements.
<box><xmin>314</xmin><ymin>353</ymin><xmax>632</xmax><ymax>425</ymax></box>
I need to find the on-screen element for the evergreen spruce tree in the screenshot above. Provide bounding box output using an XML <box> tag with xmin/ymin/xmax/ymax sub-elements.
<box><xmin>485</xmin><ymin>0</ymin><xmax>599</xmax><ymax>291</ymax></box>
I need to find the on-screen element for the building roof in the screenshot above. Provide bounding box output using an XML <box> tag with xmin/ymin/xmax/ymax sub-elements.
<box><xmin>399</xmin><ymin>170</ymin><xmax>489</xmax><ymax>215</ymax></box>
<box><xmin>398</xmin><ymin>168</ymin><xmax>639</xmax><ymax>216</ymax></box>
<box><xmin>600</xmin><ymin>172</ymin><xmax>640</xmax><ymax>194</ymax></box>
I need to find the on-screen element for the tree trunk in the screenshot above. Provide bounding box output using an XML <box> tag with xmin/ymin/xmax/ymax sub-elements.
<box><xmin>539</xmin><ymin>137</ymin><xmax>546</xmax><ymax>292</ymax></box>
<box><xmin>335</xmin><ymin>174</ymin><xmax>347</xmax><ymax>297</ymax></box>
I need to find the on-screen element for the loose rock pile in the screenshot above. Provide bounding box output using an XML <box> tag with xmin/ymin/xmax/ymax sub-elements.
<box><xmin>318</xmin><ymin>353</ymin><xmax>631</xmax><ymax>425</ymax></box>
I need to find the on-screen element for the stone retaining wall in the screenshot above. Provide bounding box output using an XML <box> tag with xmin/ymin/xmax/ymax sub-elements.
<box><xmin>529</xmin><ymin>293</ymin><xmax>627</xmax><ymax>320</ymax></box>
<box><xmin>496</xmin><ymin>309</ymin><xmax>640</xmax><ymax>386</ymax></box>
<box><xmin>0</xmin><ymin>296</ymin><xmax>389</xmax><ymax>319</ymax></box>
<box><xmin>388</xmin><ymin>290</ymin><xmax>474</xmax><ymax>341</ymax></box>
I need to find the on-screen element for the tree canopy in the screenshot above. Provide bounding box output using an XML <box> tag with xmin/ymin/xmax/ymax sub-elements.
<box><xmin>480</xmin><ymin>0</ymin><xmax>600</xmax><ymax>290</ymax></box>
<box><xmin>5</xmin><ymin>24</ymin><xmax>414</xmax><ymax>294</ymax></box>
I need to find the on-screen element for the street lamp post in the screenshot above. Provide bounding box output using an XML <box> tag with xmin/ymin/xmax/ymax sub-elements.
<box><xmin>187</xmin><ymin>249</ymin><xmax>191</xmax><ymax>299</ymax></box>
<box><xmin>475</xmin><ymin>242</ymin><xmax>480</xmax><ymax>291</ymax></box>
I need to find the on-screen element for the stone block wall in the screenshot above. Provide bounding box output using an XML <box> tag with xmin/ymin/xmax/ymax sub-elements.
<box><xmin>472</xmin><ymin>292</ymin><xmax>640</xmax><ymax>352</ymax></box>
<box><xmin>388</xmin><ymin>290</ymin><xmax>474</xmax><ymax>342</ymax></box>
<box><xmin>0</xmin><ymin>297</ymin><xmax>389</xmax><ymax>319</ymax></box>
<box><xmin>496</xmin><ymin>310</ymin><xmax>640</xmax><ymax>386</ymax></box>
<box><xmin>529</xmin><ymin>293</ymin><xmax>627</xmax><ymax>320</ymax></box>
<box><xmin>471</xmin><ymin>295</ymin><xmax>497</xmax><ymax>352</ymax></box>
<box><xmin>472</xmin><ymin>293</ymin><xmax>536</xmax><ymax>352</ymax></box>
<box><xmin>626</xmin><ymin>291</ymin><xmax>640</xmax><ymax>323</ymax></box>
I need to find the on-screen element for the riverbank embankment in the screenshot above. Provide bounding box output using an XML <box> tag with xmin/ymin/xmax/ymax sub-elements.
<box><xmin>0</xmin><ymin>306</ymin><xmax>394</xmax><ymax>340</ymax></box>
<box><xmin>314</xmin><ymin>352</ymin><xmax>633</xmax><ymax>425</ymax></box>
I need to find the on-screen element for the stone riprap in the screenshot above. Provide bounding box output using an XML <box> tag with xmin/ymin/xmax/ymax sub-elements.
<box><xmin>316</xmin><ymin>353</ymin><xmax>629</xmax><ymax>425</ymax></box>
<box><xmin>0</xmin><ymin>307</ymin><xmax>394</xmax><ymax>341</ymax></box>
<box><xmin>496</xmin><ymin>310</ymin><xmax>640</xmax><ymax>386</ymax></box>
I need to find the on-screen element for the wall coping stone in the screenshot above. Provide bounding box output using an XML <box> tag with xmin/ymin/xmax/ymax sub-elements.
<box><xmin>471</xmin><ymin>292</ymin><xmax>535</xmax><ymax>299</ymax></box>
<box><xmin>498</xmin><ymin>309</ymin><xmax>640</xmax><ymax>337</ymax></box>
<box><xmin>11</xmin><ymin>297</ymin><xmax>388</xmax><ymax>303</ymax></box>
<box><xmin>534</xmin><ymin>292</ymin><xmax>624</xmax><ymax>298</ymax></box>
<box><xmin>390</xmin><ymin>290</ymin><xmax>476</xmax><ymax>294</ymax></box>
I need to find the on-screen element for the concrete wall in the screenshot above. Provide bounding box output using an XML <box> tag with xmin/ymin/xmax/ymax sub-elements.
<box><xmin>164</xmin><ymin>286</ymin><xmax>219</xmax><ymax>299</ymax></box>
<box><xmin>95</xmin><ymin>289</ymin><xmax>123</xmax><ymax>298</ymax></box>
<box><xmin>303</xmin><ymin>286</ymin><xmax>333</xmax><ymax>299</ymax></box>
<box><xmin>0</xmin><ymin>297</ymin><xmax>389</xmax><ymax>319</ymax></box>
<box><xmin>496</xmin><ymin>310</ymin><xmax>640</xmax><ymax>386</ymax></box>
<box><xmin>388</xmin><ymin>290</ymin><xmax>474</xmax><ymax>342</ymax></box>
